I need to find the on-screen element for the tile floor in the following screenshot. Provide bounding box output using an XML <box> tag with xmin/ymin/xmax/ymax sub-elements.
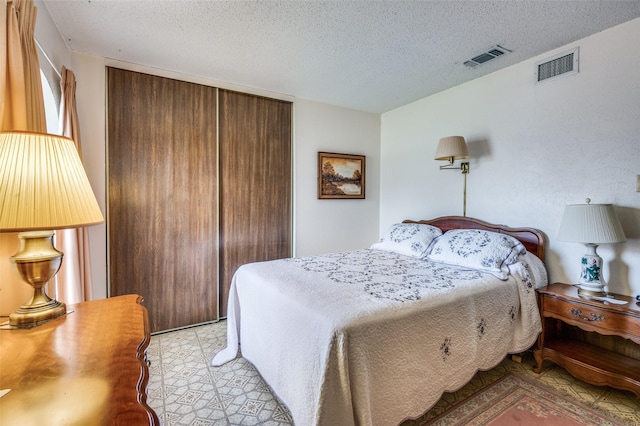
<box><xmin>146</xmin><ymin>321</ymin><xmax>640</xmax><ymax>425</ymax></box>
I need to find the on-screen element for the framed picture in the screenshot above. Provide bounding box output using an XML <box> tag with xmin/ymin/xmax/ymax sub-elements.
<box><xmin>318</xmin><ymin>152</ymin><xmax>365</xmax><ymax>199</ymax></box>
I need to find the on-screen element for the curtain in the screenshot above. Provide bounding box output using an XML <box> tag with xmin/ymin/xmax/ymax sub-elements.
<box><xmin>0</xmin><ymin>0</ymin><xmax>45</xmax><ymax>131</ymax></box>
<box><xmin>0</xmin><ymin>0</ymin><xmax>48</xmax><ymax>314</ymax></box>
<box><xmin>55</xmin><ymin>66</ymin><xmax>93</xmax><ymax>303</ymax></box>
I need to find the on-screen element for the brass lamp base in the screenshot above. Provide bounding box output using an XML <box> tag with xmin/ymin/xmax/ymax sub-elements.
<box><xmin>9</xmin><ymin>296</ymin><xmax>66</xmax><ymax>327</ymax></box>
<box><xmin>8</xmin><ymin>231</ymin><xmax>67</xmax><ymax>328</ymax></box>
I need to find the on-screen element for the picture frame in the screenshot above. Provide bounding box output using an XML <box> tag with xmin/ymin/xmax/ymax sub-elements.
<box><xmin>318</xmin><ymin>152</ymin><xmax>365</xmax><ymax>199</ymax></box>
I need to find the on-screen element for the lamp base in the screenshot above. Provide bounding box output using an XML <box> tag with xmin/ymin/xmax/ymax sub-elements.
<box><xmin>8</xmin><ymin>231</ymin><xmax>67</xmax><ymax>328</ymax></box>
<box><xmin>577</xmin><ymin>287</ymin><xmax>608</xmax><ymax>298</ymax></box>
<box><xmin>9</xmin><ymin>297</ymin><xmax>66</xmax><ymax>327</ymax></box>
<box><xmin>576</xmin><ymin>243</ymin><xmax>608</xmax><ymax>298</ymax></box>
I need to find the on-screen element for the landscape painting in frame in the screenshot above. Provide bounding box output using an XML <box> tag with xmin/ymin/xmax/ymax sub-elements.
<box><xmin>318</xmin><ymin>152</ymin><xmax>365</xmax><ymax>199</ymax></box>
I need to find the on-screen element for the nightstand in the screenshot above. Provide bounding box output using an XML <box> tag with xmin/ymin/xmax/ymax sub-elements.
<box><xmin>534</xmin><ymin>283</ymin><xmax>640</xmax><ymax>398</ymax></box>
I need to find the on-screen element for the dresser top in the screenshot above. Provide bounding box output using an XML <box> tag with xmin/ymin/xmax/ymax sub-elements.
<box><xmin>0</xmin><ymin>294</ymin><xmax>158</xmax><ymax>425</ymax></box>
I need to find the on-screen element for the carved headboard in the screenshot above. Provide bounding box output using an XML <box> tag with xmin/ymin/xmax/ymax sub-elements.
<box><xmin>403</xmin><ymin>216</ymin><xmax>546</xmax><ymax>261</ymax></box>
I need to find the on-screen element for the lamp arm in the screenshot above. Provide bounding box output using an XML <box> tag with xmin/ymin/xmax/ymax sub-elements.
<box><xmin>437</xmin><ymin>161</ymin><xmax>470</xmax><ymax>217</ymax></box>
<box><xmin>439</xmin><ymin>161</ymin><xmax>470</xmax><ymax>174</ymax></box>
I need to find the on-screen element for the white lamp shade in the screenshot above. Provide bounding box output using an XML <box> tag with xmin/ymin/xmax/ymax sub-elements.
<box><xmin>435</xmin><ymin>136</ymin><xmax>469</xmax><ymax>161</ymax></box>
<box><xmin>557</xmin><ymin>203</ymin><xmax>626</xmax><ymax>244</ymax></box>
<box><xmin>0</xmin><ymin>131</ymin><xmax>104</xmax><ymax>231</ymax></box>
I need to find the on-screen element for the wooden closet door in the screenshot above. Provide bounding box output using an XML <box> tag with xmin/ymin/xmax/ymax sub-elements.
<box><xmin>108</xmin><ymin>68</ymin><xmax>218</xmax><ymax>332</ymax></box>
<box><xmin>219</xmin><ymin>90</ymin><xmax>292</xmax><ymax>317</ymax></box>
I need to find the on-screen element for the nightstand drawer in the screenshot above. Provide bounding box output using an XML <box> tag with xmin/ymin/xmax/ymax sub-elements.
<box><xmin>543</xmin><ymin>296</ymin><xmax>640</xmax><ymax>339</ymax></box>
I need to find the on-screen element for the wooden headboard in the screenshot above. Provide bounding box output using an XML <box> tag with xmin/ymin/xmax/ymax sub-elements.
<box><xmin>403</xmin><ymin>216</ymin><xmax>546</xmax><ymax>261</ymax></box>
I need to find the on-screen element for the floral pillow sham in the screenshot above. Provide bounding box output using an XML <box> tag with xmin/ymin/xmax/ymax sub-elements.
<box><xmin>370</xmin><ymin>223</ymin><xmax>442</xmax><ymax>258</ymax></box>
<box><xmin>427</xmin><ymin>229</ymin><xmax>526</xmax><ymax>280</ymax></box>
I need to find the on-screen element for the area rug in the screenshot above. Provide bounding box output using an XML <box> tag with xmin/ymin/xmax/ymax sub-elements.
<box><xmin>424</xmin><ymin>373</ymin><xmax>624</xmax><ymax>426</ymax></box>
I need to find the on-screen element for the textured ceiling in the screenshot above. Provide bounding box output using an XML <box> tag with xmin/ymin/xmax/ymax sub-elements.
<box><xmin>41</xmin><ymin>1</ymin><xmax>640</xmax><ymax>113</ymax></box>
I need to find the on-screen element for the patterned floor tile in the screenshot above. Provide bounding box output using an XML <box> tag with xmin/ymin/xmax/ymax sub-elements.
<box><xmin>534</xmin><ymin>363</ymin><xmax>609</xmax><ymax>403</ymax></box>
<box><xmin>147</xmin><ymin>321</ymin><xmax>637</xmax><ymax>425</ymax></box>
<box><xmin>594</xmin><ymin>388</ymin><xmax>640</xmax><ymax>425</ymax></box>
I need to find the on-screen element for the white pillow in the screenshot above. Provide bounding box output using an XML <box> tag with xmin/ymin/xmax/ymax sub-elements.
<box><xmin>427</xmin><ymin>229</ymin><xmax>525</xmax><ymax>280</ymax></box>
<box><xmin>370</xmin><ymin>223</ymin><xmax>442</xmax><ymax>258</ymax></box>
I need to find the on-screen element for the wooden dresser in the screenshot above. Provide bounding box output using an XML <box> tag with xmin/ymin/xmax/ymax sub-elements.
<box><xmin>534</xmin><ymin>283</ymin><xmax>640</xmax><ymax>397</ymax></box>
<box><xmin>0</xmin><ymin>294</ymin><xmax>159</xmax><ymax>425</ymax></box>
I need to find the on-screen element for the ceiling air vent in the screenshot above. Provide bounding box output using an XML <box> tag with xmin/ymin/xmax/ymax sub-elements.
<box><xmin>463</xmin><ymin>45</ymin><xmax>511</xmax><ymax>68</ymax></box>
<box><xmin>536</xmin><ymin>48</ymin><xmax>579</xmax><ymax>83</ymax></box>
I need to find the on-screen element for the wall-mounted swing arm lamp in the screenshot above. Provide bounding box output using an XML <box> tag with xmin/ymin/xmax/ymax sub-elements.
<box><xmin>435</xmin><ymin>136</ymin><xmax>470</xmax><ymax>216</ymax></box>
<box><xmin>0</xmin><ymin>131</ymin><xmax>104</xmax><ymax>328</ymax></box>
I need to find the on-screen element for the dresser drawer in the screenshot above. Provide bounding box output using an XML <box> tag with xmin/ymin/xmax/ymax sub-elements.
<box><xmin>543</xmin><ymin>296</ymin><xmax>640</xmax><ymax>340</ymax></box>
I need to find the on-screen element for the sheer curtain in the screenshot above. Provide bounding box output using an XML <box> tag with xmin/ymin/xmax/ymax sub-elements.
<box><xmin>55</xmin><ymin>66</ymin><xmax>93</xmax><ymax>303</ymax></box>
<box><xmin>0</xmin><ymin>0</ymin><xmax>62</xmax><ymax>314</ymax></box>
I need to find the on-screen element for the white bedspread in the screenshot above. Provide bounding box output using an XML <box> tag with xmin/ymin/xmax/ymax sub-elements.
<box><xmin>212</xmin><ymin>249</ymin><xmax>547</xmax><ymax>425</ymax></box>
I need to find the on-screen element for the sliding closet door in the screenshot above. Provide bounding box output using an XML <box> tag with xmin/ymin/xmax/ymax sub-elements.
<box><xmin>219</xmin><ymin>90</ymin><xmax>292</xmax><ymax>317</ymax></box>
<box><xmin>108</xmin><ymin>68</ymin><xmax>218</xmax><ymax>332</ymax></box>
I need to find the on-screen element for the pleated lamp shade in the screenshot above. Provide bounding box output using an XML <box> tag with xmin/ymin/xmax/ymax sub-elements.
<box><xmin>0</xmin><ymin>131</ymin><xmax>104</xmax><ymax>231</ymax></box>
<box><xmin>434</xmin><ymin>136</ymin><xmax>469</xmax><ymax>161</ymax></box>
<box><xmin>557</xmin><ymin>202</ymin><xmax>626</xmax><ymax>244</ymax></box>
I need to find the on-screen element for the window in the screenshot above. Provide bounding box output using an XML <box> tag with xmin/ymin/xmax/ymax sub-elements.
<box><xmin>40</xmin><ymin>68</ymin><xmax>59</xmax><ymax>134</ymax></box>
<box><xmin>36</xmin><ymin>37</ymin><xmax>61</xmax><ymax>133</ymax></box>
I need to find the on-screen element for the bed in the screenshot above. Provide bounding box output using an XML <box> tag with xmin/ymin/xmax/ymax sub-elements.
<box><xmin>212</xmin><ymin>216</ymin><xmax>547</xmax><ymax>425</ymax></box>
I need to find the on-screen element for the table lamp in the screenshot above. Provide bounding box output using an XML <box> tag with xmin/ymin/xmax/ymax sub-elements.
<box><xmin>557</xmin><ymin>198</ymin><xmax>626</xmax><ymax>297</ymax></box>
<box><xmin>0</xmin><ymin>131</ymin><xmax>104</xmax><ymax>327</ymax></box>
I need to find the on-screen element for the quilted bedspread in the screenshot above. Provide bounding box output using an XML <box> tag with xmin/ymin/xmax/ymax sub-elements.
<box><xmin>212</xmin><ymin>249</ymin><xmax>547</xmax><ymax>425</ymax></box>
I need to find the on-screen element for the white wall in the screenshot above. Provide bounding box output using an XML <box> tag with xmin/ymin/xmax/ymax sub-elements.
<box><xmin>381</xmin><ymin>18</ymin><xmax>640</xmax><ymax>297</ymax></box>
<box><xmin>294</xmin><ymin>99</ymin><xmax>381</xmax><ymax>256</ymax></box>
<box><xmin>69</xmin><ymin>54</ymin><xmax>108</xmax><ymax>299</ymax></box>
